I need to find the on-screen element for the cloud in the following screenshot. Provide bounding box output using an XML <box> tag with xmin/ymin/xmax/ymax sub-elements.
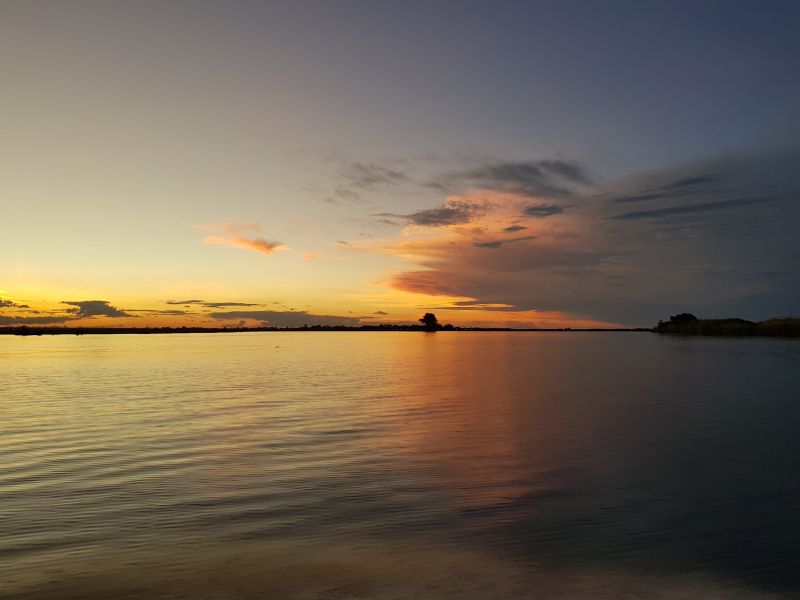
<box><xmin>388</xmin><ymin>271</ymin><xmax>472</xmax><ymax>297</ymax></box>
<box><xmin>658</xmin><ymin>174</ymin><xmax>718</xmax><ymax>191</ymax></box>
<box><xmin>0</xmin><ymin>315</ymin><xmax>72</xmax><ymax>325</ymax></box>
<box><xmin>422</xmin><ymin>300</ymin><xmax>517</xmax><ymax>311</ymax></box>
<box><xmin>377</xmin><ymin>196</ymin><xmax>494</xmax><ymax>227</ymax></box>
<box><xmin>608</xmin><ymin>173</ymin><xmax>719</xmax><ymax>204</ymax></box>
<box><xmin>431</xmin><ymin>159</ymin><xmax>591</xmax><ymax>198</ymax></box>
<box><xmin>609</xmin><ymin>194</ymin><xmax>782</xmax><ymax>220</ymax></box>
<box><xmin>61</xmin><ymin>300</ymin><xmax>130</xmax><ymax>318</ymax></box>
<box><xmin>373</xmin><ymin>310</ymin><xmax>388</xmax><ymax>315</ymax></box>
<box><xmin>208</xmin><ymin>310</ymin><xmax>362</xmax><ymax>327</ymax></box>
<box><xmin>127</xmin><ymin>309</ymin><xmax>188</xmax><ymax>315</ymax></box>
<box><xmin>301</xmin><ymin>252</ymin><xmax>320</xmax><ymax>260</ymax></box>
<box><xmin>198</xmin><ymin>223</ymin><xmax>287</xmax><ymax>256</ymax></box>
<box><xmin>366</xmin><ymin>146</ymin><xmax>800</xmax><ymax>326</ymax></box>
<box><xmin>204</xmin><ymin>235</ymin><xmax>285</xmax><ymax>255</ymax></box>
<box><xmin>165</xmin><ymin>299</ymin><xmax>265</xmax><ymax>308</ymax></box>
<box><xmin>0</xmin><ymin>298</ymin><xmax>29</xmax><ymax>308</ymax></box>
<box><xmin>199</xmin><ymin>302</ymin><xmax>263</xmax><ymax>308</ymax></box>
<box><xmin>342</xmin><ymin>162</ymin><xmax>406</xmax><ymax>189</ymax></box>
<box><xmin>472</xmin><ymin>240</ymin><xmax>504</xmax><ymax>249</ymax></box>
<box><xmin>325</xmin><ymin>186</ymin><xmax>362</xmax><ymax>204</ymax></box>
<box><xmin>522</xmin><ymin>203</ymin><xmax>566</xmax><ymax>218</ymax></box>
<box><xmin>473</xmin><ymin>235</ymin><xmax>536</xmax><ymax>249</ymax></box>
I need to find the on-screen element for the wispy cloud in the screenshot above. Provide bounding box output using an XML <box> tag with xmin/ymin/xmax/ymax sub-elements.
<box><xmin>430</xmin><ymin>159</ymin><xmax>592</xmax><ymax>198</ymax></box>
<box><xmin>0</xmin><ymin>315</ymin><xmax>72</xmax><ymax>325</ymax></box>
<box><xmin>208</xmin><ymin>309</ymin><xmax>362</xmax><ymax>327</ymax></box>
<box><xmin>473</xmin><ymin>235</ymin><xmax>536</xmax><ymax>249</ymax></box>
<box><xmin>0</xmin><ymin>298</ymin><xmax>29</xmax><ymax>309</ymax></box>
<box><xmin>522</xmin><ymin>203</ymin><xmax>566</xmax><ymax>218</ymax></box>
<box><xmin>200</xmin><ymin>302</ymin><xmax>263</xmax><ymax>308</ymax></box>
<box><xmin>377</xmin><ymin>197</ymin><xmax>494</xmax><ymax>227</ymax></box>
<box><xmin>164</xmin><ymin>299</ymin><xmax>263</xmax><ymax>308</ymax></box>
<box><xmin>127</xmin><ymin>309</ymin><xmax>189</xmax><ymax>315</ymax></box>
<box><xmin>198</xmin><ymin>223</ymin><xmax>287</xmax><ymax>256</ymax></box>
<box><xmin>342</xmin><ymin>162</ymin><xmax>407</xmax><ymax>189</ymax></box>
<box><xmin>609</xmin><ymin>195</ymin><xmax>781</xmax><ymax>220</ymax></box>
<box><xmin>608</xmin><ymin>173</ymin><xmax>719</xmax><ymax>204</ymax></box>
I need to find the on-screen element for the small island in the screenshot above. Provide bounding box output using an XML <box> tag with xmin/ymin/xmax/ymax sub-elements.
<box><xmin>654</xmin><ymin>313</ymin><xmax>800</xmax><ymax>337</ymax></box>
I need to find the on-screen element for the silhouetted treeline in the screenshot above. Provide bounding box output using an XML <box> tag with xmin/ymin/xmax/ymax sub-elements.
<box><xmin>654</xmin><ymin>313</ymin><xmax>800</xmax><ymax>337</ymax></box>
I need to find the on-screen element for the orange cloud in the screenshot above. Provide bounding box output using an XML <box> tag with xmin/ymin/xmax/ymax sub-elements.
<box><xmin>197</xmin><ymin>223</ymin><xmax>287</xmax><ymax>255</ymax></box>
<box><xmin>355</xmin><ymin>191</ymin><xmax>628</xmax><ymax>327</ymax></box>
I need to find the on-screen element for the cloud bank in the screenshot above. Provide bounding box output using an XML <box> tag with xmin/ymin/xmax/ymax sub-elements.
<box><xmin>367</xmin><ymin>148</ymin><xmax>800</xmax><ymax>325</ymax></box>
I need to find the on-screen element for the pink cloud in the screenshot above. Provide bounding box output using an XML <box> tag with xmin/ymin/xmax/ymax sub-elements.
<box><xmin>198</xmin><ymin>223</ymin><xmax>287</xmax><ymax>256</ymax></box>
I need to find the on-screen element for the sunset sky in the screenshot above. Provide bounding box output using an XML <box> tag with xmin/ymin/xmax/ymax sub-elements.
<box><xmin>2</xmin><ymin>1</ymin><xmax>799</xmax><ymax>328</ymax></box>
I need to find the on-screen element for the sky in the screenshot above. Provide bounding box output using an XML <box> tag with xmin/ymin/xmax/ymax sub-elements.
<box><xmin>1</xmin><ymin>0</ymin><xmax>799</xmax><ymax>328</ymax></box>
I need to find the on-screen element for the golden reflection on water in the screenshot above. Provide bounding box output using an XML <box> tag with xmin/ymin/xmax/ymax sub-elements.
<box><xmin>1</xmin><ymin>332</ymin><xmax>798</xmax><ymax>599</ymax></box>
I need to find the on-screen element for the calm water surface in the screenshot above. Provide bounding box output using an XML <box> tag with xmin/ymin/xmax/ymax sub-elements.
<box><xmin>1</xmin><ymin>332</ymin><xmax>798</xmax><ymax>599</ymax></box>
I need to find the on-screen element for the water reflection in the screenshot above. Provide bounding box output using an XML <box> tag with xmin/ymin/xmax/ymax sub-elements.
<box><xmin>1</xmin><ymin>332</ymin><xmax>798</xmax><ymax>598</ymax></box>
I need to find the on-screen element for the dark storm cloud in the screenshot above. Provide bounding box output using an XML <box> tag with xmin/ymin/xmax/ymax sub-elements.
<box><xmin>431</xmin><ymin>159</ymin><xmax>591</xmax><ymax>198</ymax></box>
<box><xmin>208</xmin><ymin>310</ymin><xmax>362</xmax><ymax>327</ymax></box>
<box><xmin>609</xmin><ymin>194</ymin><xmax>782</xmax><ymax>220</ymax></box>
<box><xmin>61</xmin><ymin>300</ymin><xmax>130</xmax><ymax>318</ymax></box>
<box><xmin>522</xmin><ymin>203</ymin><xmax>566</xmax><ymax>217</ymax></box>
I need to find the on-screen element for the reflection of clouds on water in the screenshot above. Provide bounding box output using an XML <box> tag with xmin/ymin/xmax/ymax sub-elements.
<box><xmin>3</xmin><ymin>333</ymin><xmax>797</xmax><ymax>598</ymax></box>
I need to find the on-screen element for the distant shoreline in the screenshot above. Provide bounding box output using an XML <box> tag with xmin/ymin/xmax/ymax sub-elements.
<box><xmin>0</xmin><ymin>325</ymin><xmax>652</xmax><ymax>336</ymax></box>
<box><xmin>654</xmin><ymin>316</ymin><xmax>800</xmax><ymax>338</ymax></box>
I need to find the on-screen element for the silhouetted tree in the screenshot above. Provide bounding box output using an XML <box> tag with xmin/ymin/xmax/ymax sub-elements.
<box><xmin>669</xmin><ymin>313</ymin><xmax>698</xmax><ymax>324</ymax></box>
<box><xmin>419</xmin><ymin>312</ymin><xmax>440</xmax><ymax>331</ymax></box>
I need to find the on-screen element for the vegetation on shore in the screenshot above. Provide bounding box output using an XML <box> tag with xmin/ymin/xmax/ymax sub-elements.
<box><xmin>1</xmin><ymin>313</ymin><xmax>649</xmax><ymax>336</ymax></box>
<box><xmin>654</xmin><ymin>313</ymin><xmax>800</xmax><ymax>337</ymax></box>
<box><xmin>0</xmin><ymin>324</ymin><xmax>649</xmax><ymax>336</ymax></box>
